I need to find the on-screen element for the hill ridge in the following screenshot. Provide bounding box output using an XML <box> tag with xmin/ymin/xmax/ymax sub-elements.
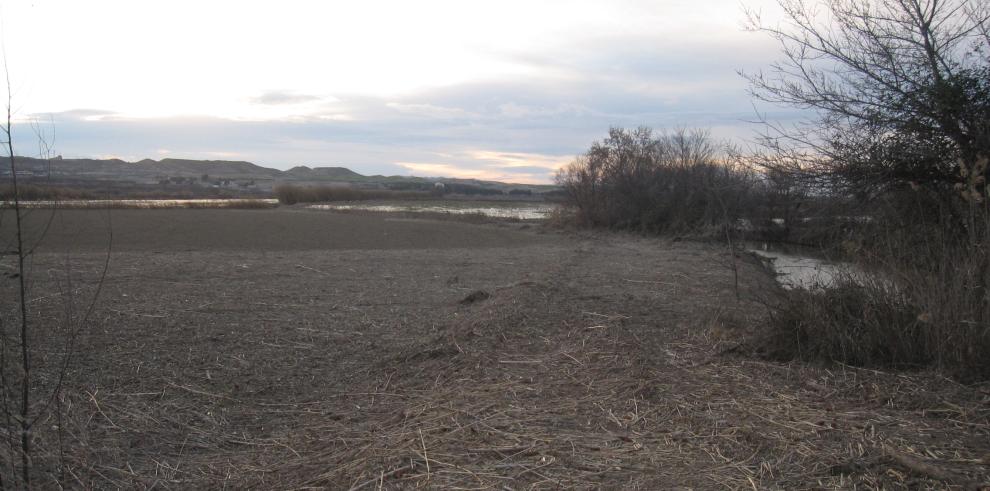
<box><xmin>0</xmin><ymin>155</ymin><xmax>554</xmax><ymax>190</ymax></box>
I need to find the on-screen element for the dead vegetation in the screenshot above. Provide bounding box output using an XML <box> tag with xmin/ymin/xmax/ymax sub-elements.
<box><xmin>315</xmin><ymin>206</ymin><xmax>523</xmax><ymax>225</ymax></box>
<box><xmin>0</xmin><ymin>198</ymin><xmax>279</xmax><ymax>209</ymax></box>
<box><xmin>274</xmin><ymin>184</ymin><xmax>433</xmax><ymax>204</ymax></box>
<box><xmin>0</xmin><ymin>183</ymin><xmax>98</xmax><ymax>200</ymax></box>
<box><xmin>2</xmin><ymin>222</ymin><xmax>985</xmax><ymax>488</ymax></box>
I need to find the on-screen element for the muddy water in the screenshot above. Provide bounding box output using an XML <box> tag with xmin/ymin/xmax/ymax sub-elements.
<box><xmin>749</xmin><ymin>249</ymin><xmax>839</xmax><ymax>289</ymax></box>
<box><xmin>747</xmin><ymin>245</ymin><xmax>862</xmax><ymax>290</ymax></box>
<box><xmin>308</xmin><ymin>203</ymin><xmax>557</xmax><ymax>220</ymax></box>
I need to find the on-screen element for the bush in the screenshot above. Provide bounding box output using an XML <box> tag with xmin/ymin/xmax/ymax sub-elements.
<box><xmin>556</xmin><ymin>127</ymin><xmax>761</xmax><ymax>234</ymax></box>
<box><xmin>386</xmin><ymin>181</ymin><xmax>434</xmax><ymax>192</ymax></box>
<box><xmin>442</xmin><ymin>183</ymin><xmax>503</xmax><ymax>196</ymax></box>
<box><xmin>761</xmin><ymin>207</ymin><xmax>990</xmax><ymax>381</ymax></box>
<box><xmin>763</xmin><ymin>283</ymin><xmax>930</xmax><ymax>369</ymax></box>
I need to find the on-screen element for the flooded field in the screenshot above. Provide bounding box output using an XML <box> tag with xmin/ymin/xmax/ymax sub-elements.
<box><xmin>3</xmin><ymin>199</ymin><xmax>555</xmax><ymax>219</ymax></box>
<box><xmin>748</xmin><ymin>247</ymin><xmax>848</xmax><ymax>289</ymax></box>
<box><xmin>308</xmin><ymin>201</ymin><xmax>557</xmax><ymax>220</ymax></box>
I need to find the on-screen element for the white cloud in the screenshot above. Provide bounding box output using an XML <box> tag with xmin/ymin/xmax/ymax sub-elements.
<box><xmin>250</xmin><ymin>91</ymin><xmax>328</xmax><ymax>106</ymax></box>
<box><xmin>468</xmin><ymin>150</ymin><xmax>572</xmax><ymax>170</ymax></box>
<box><xmin>203</xmin><ymin>151</ymin><xmax>242</xmax><ymax>159</ymax></box>
<box><xmin>395</xmin><ymin>161</ymin><xmax>549</xmax><ymax>184</ymax></box>
<box><xmin>385</xmin><ymin>103</ymin><xmax>475</xmax><ymax>119</ymax></box>
<box><xmin>1</xmin><ymin>0</ymin><xmax>795</xmax><ymax>182</ymax></box>
<box><xmin>316</xmin><ymin>114</ymin><xmax>355</xmax><ymax>122</ymax></box>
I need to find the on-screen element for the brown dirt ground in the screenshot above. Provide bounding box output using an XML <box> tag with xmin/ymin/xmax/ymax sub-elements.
<box><xmin>1</xmin><ymin>207</ymin><xmax>988</xmax><ymax>489</ymax></box>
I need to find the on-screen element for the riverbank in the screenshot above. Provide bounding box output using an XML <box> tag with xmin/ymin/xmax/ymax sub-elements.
<box><xmin>0</xmin><ymin>208</ymin><xmax>986</xmax><ymax>488</ymax></box>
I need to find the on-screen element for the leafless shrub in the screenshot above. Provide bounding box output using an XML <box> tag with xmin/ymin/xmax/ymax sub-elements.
<box><xmin>542</xmin><ymin>206</ymin><xmax>577</xmax><ymax>229</ymax></box>
<box><xmin>555</xmin><ymin>127</ymin><xmax>762</xmax><ymax>234</ymax></box>
<box><xmin>0</xmin><ymin>68</ymin><xmax>111</xmax><ymax>487</ymax></box>
<box><xmin>761</xmin><ymin>200</ymin><xmax>990</xmax><ymax>380</ymax></box>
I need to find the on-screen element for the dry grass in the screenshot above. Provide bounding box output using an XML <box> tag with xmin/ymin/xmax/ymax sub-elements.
<box><xmin>178</xmin><ymin>199</ymin><xmax>278</xmax><ymax>209</ymax></box>
<box><xmin>542</xmin><ymin>206</ymin><xmax>579</xmax><ymax>229</ymax></box>
<box><xmin>2</xmin><ymin>226</ymin><xmax>987</xmax><ymax>488</ymax></box>
<box><xmin>0</xmin><ymin>183</ymin><xmax>97</xmax><ymax>200</ymax></box>
<box><xmin>760</xmin><ymin>204</ymin><xmax>990</xmax><ymax>381</ymax></box>
<box><xmin>51</xmin><ymin>288</ymin><xmax>990</xmax><ymax>489</ymax></box>
<box><xmin>274</xmin><ymin>184</ymin><xmax>431</xmax><ymax>204</ymax></box>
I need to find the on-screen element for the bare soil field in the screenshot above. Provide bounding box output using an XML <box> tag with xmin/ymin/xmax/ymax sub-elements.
<box><xmin>1</xmin><ymin>208</ymin><xmax>988</xmax><ymax>488</ymax></box>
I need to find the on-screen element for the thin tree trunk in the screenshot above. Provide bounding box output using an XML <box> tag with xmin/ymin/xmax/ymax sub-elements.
<box><xmin>6</xmin><ymin>74</ymin><xmax>31</xmax><ymax>488</ymax></box>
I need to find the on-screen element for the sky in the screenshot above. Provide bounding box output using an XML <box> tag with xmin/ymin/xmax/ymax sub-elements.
<box><xmin>0</xmin><ymin>0</ymin><xmax>796</xmax><ymax>183</ymax></box>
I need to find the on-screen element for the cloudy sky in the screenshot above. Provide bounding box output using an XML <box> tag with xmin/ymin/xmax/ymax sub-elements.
<box><xmin>1</xmin><ymin>0</ymin><xmax>795</xmax><ymax>183</ymax></box>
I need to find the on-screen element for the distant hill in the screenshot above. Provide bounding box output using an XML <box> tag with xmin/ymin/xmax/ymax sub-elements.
<box><xmin>0</xmin><ymin>156</ymin><xmax>557</xmax><ymax>192</ymax></box>
<box><xmin>138</xmin><ymin>158</ymin><xmax>282</xmax><ymax>178</ymax></box>
<box><xmin>284</xmin><ymin>166</ymin><xmax>364</xmax><ymax>180</ymax></box>
<box><xmin>1</xmin><ymin>156</ymin><xmax>280</xmax><ymax>181</ymax></box>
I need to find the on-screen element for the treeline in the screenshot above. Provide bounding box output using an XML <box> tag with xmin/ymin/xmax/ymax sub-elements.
<box><xmin>386</xmin><ymin>181</ymin><xmax>538</xmax><ymax>197</ymax></box>
<box><xmin>0</xmin><ymin>183</ymin><xmax>97</xmax><ymax>201</ymax></box>
<box><xmin>273</xmin><ymin>185</ymin><xmax>433</xmax><ymax>204</ymax></box>
<box><xmin>275</xmin><ymin>182</ymin><xmax>548</xmax><ymax>204</ymax></box>
<box><xmin>556</xmin><ymin>127</ymin><xmax>763</xmax><ymax>234</ymax></box>
<box><xmin>554</xmin><ymin>127</ymin><xmax>834</xmax><ymax>244</ymax></box>
<box><xmin>0</xmin><ymin>181</ymin><xmax>269</xmax><ymax>200</ymax></box>
<box><xmin>386</xmin><ymin>181</ymin><xmax>499</xmax><ymax>195</ymax></box>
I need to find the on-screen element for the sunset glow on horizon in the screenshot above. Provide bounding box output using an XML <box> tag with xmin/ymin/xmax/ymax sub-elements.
<box><xmin>1</xmin><ymin>0</ymin><xmax>789</xmax><ymax>183</ymax></box>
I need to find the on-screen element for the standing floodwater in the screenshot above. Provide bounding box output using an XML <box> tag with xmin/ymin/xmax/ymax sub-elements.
<box><xmin>308</xmin><ymin>202</ymin><xmax>557</xmax><ymax>220</ymax></box>
<box><xmin>749</xmin><ymin>246</ymin><xmax>855</xmax><ymax>289</ymax></box>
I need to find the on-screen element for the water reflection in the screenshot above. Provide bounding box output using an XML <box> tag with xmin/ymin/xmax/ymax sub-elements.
<box><xmin>749</xmin><ymin>248</ymin><xmax>849</xmax><ymax>289</ymax></box>
<box><xmin>309</xmin><ymin>203</ymin><xmax>556</xmax><ymax>220</ymax></box>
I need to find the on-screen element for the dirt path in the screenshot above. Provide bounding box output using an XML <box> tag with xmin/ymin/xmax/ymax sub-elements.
<box><xmin>1</xmin><ymin>209</ymin><xmax>987</xmax><ymax>488</ymax></box>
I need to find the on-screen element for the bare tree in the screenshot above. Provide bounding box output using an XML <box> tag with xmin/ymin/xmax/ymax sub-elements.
<box><xmin>0</xmin><ymin>56</ymin><xmax>111</xmax><ymax>488</ymax></box>
<box><xmin>743</xmin><ymin>0</ymin><xmax>990</xmax><ymax>210</ymax></box>
<box><xmin>0</xmin><ymin>51</ymin><xmax>33</xmax><ymax>488</ymax></box>
<box><xmin>556</xmin><ymin>127</ymin><xmax>759</xmax><ymax>233</ymax></box>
